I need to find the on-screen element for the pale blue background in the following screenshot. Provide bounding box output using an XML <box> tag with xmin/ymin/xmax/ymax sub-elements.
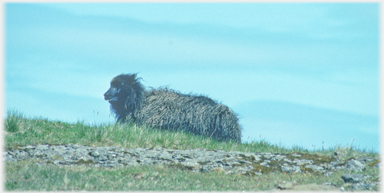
<box><xmin>5</xmin><ymin>3</ymin><xmax>379</xmax><ymax>152</ymax></box>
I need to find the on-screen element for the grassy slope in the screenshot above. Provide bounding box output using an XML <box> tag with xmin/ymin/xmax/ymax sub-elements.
<box><xmin>4</xmin><ymin>111</ymin><xmax>380</xmax><ymax>191</ymax></box>
<box><xmin>4</xmin><ymin>110</ymin><xmax>301</xmax><ymax>153</ymax></box>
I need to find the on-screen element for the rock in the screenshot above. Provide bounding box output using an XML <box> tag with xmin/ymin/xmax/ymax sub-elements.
<box><xmin>291</xmin><ymin>153</ymin><xmax>301</xmax><ymax>157</ymax></box>
<box><xmin>283</xmin><ymin>158</ymin><xmax>292</xmax><ymax>163</ymax></box>
<box><xmin>3</xmin><ymin>144</ymin><xmax>379</xmax><ymax>179</ymax></box>
<box><xmin>321</xmin><ymin>182</ymin><xmax>332</xmax><ymax>186</ymax></box>
<box><xmin>351</xmin><ymin>182</ymin><xmax>377</xmax><ymax>191</ymax></box>
<box><xmin>262</xmin><ymin>153</ymin><xmax>273</xmax><ymax>159</ymax></box>
<box><xmin>19</xmin><ymin>145</ymin><xmax>35</xmax><ymax>150</ymax></box>
<box><xmin>341</xmin><ymin>174</ymin><xmax>365</xmax><ymax>183</ymax></box>
<box><xmin>200</xmin><ymin>165</ymin><xmax>209</xmax><ymax>172</ymax></box>
<box><xmin>179</xmin><ymin>161</ymin><xmax>201</xmax><ymax>170</ymax></box>
<box><xmin>281</xmin><ymin>165</ymin><xmax>301</xmax><ymax>173</ymax></box>
<box><xmin>154</xmin><ymin>147</ymin><xmax>163</xmax><ymax>151</ymax></box>
<box><xmin>275</xmin><ymin>183</ymin><xmax>339</xmax><ymax>191</ymax></box>
<box><xmin>277</xmin><ymin>182</ymin><xmax>295</xmax><ymax>190</ymax></box>
<box><xmin>273</xmin><ymin>155</ymin><xmax>286</xmax><ymax>161</ymax></box>
<box><xmin>293</xmin><ymin>159</ymin><xmax>312</xmax><ymax>165</ymax></box>
<box><xmin>259</xmin><ymin>160</ymin><xmax>270</xmax><ymax>167</ymax></box>
<box><xmin>89</xmin><ymin>151</ymin><xmax>100</xmax><ymax>157</ymax></box>
<box><xmin>304</xmin><ymin>165</ymin><xmax>324</xmax><ymax>173</ymax></box>
<box><xmin>291</xmin><ymin>184</ymin><xmax>339</xmax><ymax>191</ymax></box>
<box><xmin>36</xmin><ymin>145</ymin><xmax>49</xmax><ymax>150</ymax></box>
<box><xmin>345</xmin><ymin>159</ymin><xmax>365</xmax><ymax>171</ymax></box>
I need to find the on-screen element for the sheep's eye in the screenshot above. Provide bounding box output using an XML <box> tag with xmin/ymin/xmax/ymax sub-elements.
<box><xmin>110</xmin><ymin>81</ymin><xmax>125</xmax><ymax>87</ymax></box>
<box><xmin>111</xmin><ymin>81</ymin><xmax>119</xmax><ymax>87</ymax></box>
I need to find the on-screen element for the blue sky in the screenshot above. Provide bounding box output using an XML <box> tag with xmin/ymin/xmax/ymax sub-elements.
<box><xmin>5</xmin><ymin>3</ymin><xmax>379</xmax><ymax>152</ymax></box>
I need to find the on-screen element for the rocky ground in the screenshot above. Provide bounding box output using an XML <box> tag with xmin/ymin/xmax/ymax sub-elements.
<box><xmin>4</xmin><ymin>144</ymin><xmax>380</xmax><ymax>191</ymax></box>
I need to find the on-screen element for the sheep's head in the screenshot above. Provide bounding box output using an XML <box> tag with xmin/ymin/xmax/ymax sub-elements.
<box><xmin>104</xmin><ymin>73</ymin><xmax>145</xmax><ymax>121</ymax></box>
<box><xmin>104</xmin><ymin>73</ymin><xmax>139</xmax><ymax>104</ymax></box>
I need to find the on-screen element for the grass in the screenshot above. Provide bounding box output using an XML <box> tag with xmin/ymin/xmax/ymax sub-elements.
<box><xmin>4</xmin><ymin>110</ymin><xmax>296</xmax><ymax>153</ymax></box>
<box><xmin>5</xmin><ymin>160</ymin><xmax>380</xmax><ymax>191</ymax></box>
<box><xmin>3</xmin><ymin>110</ymin><xmax>381</xmax><ymax>191</ymax></box>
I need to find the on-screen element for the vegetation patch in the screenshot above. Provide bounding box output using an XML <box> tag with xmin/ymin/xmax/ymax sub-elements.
<box><xmin>368</xmin><ymin>160</ymin><xmax>380</xmax><ymax>167</ymax></box>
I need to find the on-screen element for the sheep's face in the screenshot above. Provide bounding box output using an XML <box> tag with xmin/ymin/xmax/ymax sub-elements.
<box><xmin>104</xmin><ymin>81</ymin><xmax>127</xmax><ymax>104</ymax></box>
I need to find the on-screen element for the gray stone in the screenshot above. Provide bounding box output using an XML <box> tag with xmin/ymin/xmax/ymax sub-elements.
<box><xmin>283</xmin><ymin>158</ymin><xmax>292</xmax><ymax>163</ymax></box>
<box><xmin>291</xmin><ymin>153</ymin><xmax>301</xmax><ymax>157</ymax></box>
<box><xmin>341</xmin><ymin>174</ymin><xmax>365</xmax><ymax>183</ymax></box>
<box><xmin>294</xmin><ymin>159</ymin><xmax>313</xmax><ymax>165</ymax></box>
<box><xmin>237</xmin><ymin>159</ymin><xmax>252</xmax><ymax>165</ymax></box>
<box><xmin>345</xmin><ymin>159</ymin><xmax>365</xmax><ymax>171</ymax></box>
<box><xmin>90</xmin><ymin>150</ymin><xmax>101</xmax><ymax>157</ymax></box>
<box><xmin>273</xmin><ymin>154</ymin><xmax>286</xmax><ymax>161</ymax></box>
<box><xmin>33</xmin><ymin>150</ymin><xmax>44</xmax><ymax>157</ymax></box>
<box><xmin>262</xmin><ymin>153</ymin><xmax>273</xmax><ymax>159</ymax></box>
<box><xmin>305</xmin><ymin>164</ymin><xmax>324</xmax><ymax>173</ymax></box>
<box><xmin>259</xmin><ymin>160</ymin><xmax>270</xmax><ymax>167</ymax></box>
<box><xmin>36</xmin><ymin>145</ymin><xmax>49</xmax><ymax>150</ymax></box>
<box><xmin>276</xmin><ymin>183</ymin><xmax>340</xmax><ymax>191</ymax></box>
<box><xmin>351</xmin><ymin>182</ymin><xmax>377</xmax><ymax>191</ymax></box>
<box><xmin>200</xmin><ymin>165</ymin><xmax>209</xmax><ymax>172</ymax></box>
<box><xmin>20</xmin><ymin>145</ymin><xmax>35</xmax><ymax>149</ymax></box>
<box><xmin>277</xmin><ymin>182</ymin><xmax>294</xmax><ymax>190</ymax></box>
<box><xmin>3</xmin><ymin>144</ymin><xmax>379</xmax><ymax>179</ymax></box>
<box><xmin>253</xmin><ymin>155</ymin><xmax>263</xmax><ymax>162</ymax></box>
<box><xmin>321</xmin><ymin>182</ymin><xmax>333</xmax><ymax>186</ymax></box>
<box><xmin>179</xmin><ymin>161</ymin><xmax>201</xmax><ymax>170</ymax></box>
<box><xmin>281</xmin><ymin>165</ymin><xmax>301</xmax><ymax>173</ymax></box>
<box><xmin>158</xmin><ymin>154</ymin><xmax>173</xmax><ymax>162</ymax></box>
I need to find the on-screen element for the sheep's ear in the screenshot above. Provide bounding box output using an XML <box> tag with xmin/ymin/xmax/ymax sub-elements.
<box><xmin>128</xmin><ymin>74</ymin><xmax>136</xmax><ymax>83</ymax></box>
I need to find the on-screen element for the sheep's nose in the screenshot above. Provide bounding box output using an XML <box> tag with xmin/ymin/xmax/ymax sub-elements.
<box><xmin>104</xmin><ymin>92</ymin><xmax>111</xmax><ymax>100</ymax></box>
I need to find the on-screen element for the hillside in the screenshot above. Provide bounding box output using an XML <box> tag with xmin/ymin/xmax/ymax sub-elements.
<box><xmin>4</xmin><ymin>111</ymin><xmax>380</xmax><ymax>191</ymax></box>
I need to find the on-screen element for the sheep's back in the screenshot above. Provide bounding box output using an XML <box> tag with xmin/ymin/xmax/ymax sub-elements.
<box><xmin>136</xmin><ymin>88</ymin><xmax>241</xmax><ymax>142</ymax></box>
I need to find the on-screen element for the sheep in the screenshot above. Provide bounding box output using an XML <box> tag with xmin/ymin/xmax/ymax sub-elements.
<box><xmin>104</xmin><ymin>73</ymin><xmax>242</xmax><ymax>142</ymax></box>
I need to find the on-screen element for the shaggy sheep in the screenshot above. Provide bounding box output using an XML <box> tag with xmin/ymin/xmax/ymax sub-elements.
<box><xmin>104</xmin><ymin>73</ymin><xmax>242</xmax><ymax>142</ymax></box>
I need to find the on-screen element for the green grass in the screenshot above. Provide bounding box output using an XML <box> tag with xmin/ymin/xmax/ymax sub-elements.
<box><xmin>4</xmin><ymin>110</ymin><xmax>381</xmax><ymax>191</ymax></box>
<box><xmin>6</xmin><ymin>159</ymin><xmax>379</xmax><ymax>191</ymax></box>
<box><xmin>4</xmin><ymin>110</ymin><xmax>296</xmax><ymax>153</ymax></box>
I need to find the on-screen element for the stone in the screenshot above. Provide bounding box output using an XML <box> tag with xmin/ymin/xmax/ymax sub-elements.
<box><xmin>262</xmin><ymin>153</ymin><xmax>273</xmax><ymax>159</ymax></box>
<box><xmin>277</xmin><ymin>182</ymin><xmax>295</xmax><ymax>190</ymax></box>
<box><xmin>341</xmin><ymin>174</ymin><xmax>365</xmax><ymax>183</ymax></box>
<box><xmin>274</xmin><ymin>155</ymin><xmax>286</xmax><ymax>161</ymax></box>
<box><xmin>290</xmin><ymin>183</ymin><xmax>339</xmax><ymax>191</ymax></box>
<box><xmin>259</xmin><ymin>160</ymin><xmax>270</xmax><ymax>167</ymax></box>
<box><xmin>36</xmin><ymin>145</ymin><xmax>49</xmax><ymax>150</ymax></box>
<box><xmin>351</xmin><ymin>182</ymin><xmax>377</xmax><ymax>191</ymax></box>
<box><xmin>283</xmin><ymin>158</ymin><xmax>292</xmax><ymax>163</ymax></box>
<box><xmin>304</xmin><ymin>165</ymin><xmax>324</xmax><ymax>173</ymax></box>
<box><xmin>293</xmin><ymin>159</ymin><xmax>312</xmax><ymax>165</ymax></box>
<box><xmin>274</xmin><ymin>183</ymin><xmax>339</xmax><ymax>191</ymax></box>
<box><xmin>281</xmin><ymin>165</ymin><xmax>301</xmax><ymax>173</ymax></box>
<box><xmin>3</xmin><ymin>144</ymin><xmax>379</xmax><ymax>182</ymax></box>
<box><xmin>345</xmin><ymin>159</ymin><xmax>365</xmax><ymax>171</ymax></box>
<box><xmin>179</xmin><ymin>161</ymin><xmax>201</xmax><ymax>170</ymax></box>
<box><xmin>89</xmin><ymin>151</ymin><xmax>100</xmax><ymax>157</ymax></box>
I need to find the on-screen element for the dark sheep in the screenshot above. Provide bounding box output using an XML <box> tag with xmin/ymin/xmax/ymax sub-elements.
<box><xmin>104</xmin><ymin>73</ymin><xmax>242</xmax><ymax>142</ymax></box>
